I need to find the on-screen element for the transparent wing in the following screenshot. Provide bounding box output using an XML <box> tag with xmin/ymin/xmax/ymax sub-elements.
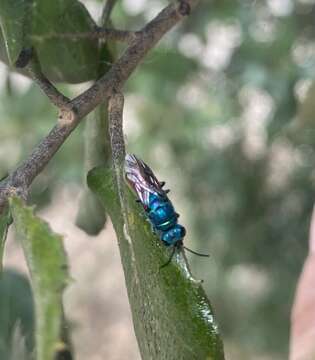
<box><xmin>125</xmin><ymin>153</ymin><xmax>165</xmax><ymax>207</ymax></box>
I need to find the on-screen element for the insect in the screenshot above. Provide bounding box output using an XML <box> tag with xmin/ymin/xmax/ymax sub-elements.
<box><xmin>124</xmin><ymin>153</ymin><xmax>209</xmax><ymax>268</ymax></box>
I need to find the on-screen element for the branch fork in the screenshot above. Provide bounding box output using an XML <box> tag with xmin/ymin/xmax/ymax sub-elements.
<box><xmin>0</xmin><ymin>0</ymin><xmax>199</xmax><ymax>212</ymax></box>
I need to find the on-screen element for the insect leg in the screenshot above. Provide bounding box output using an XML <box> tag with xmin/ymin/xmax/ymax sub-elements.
<box><xmin>160</xmin><ymin>246</ymin><xmax>177</xmax><ymax>269</ymax></box>
<box><xmin>150</xmin><ymin>224</ymin><xmax>156</xmax><ymax>235</ymax></box>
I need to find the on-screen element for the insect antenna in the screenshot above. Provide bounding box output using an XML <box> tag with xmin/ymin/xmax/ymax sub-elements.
<box><xmin>160</xmin><ymin>246</ymin><xmax>177</xmax><ymax>269</ymax></box>
<box><xmin>183</xmin><ymin>246</ymin><xmax>209</xmax><ymax>258</ymax></box>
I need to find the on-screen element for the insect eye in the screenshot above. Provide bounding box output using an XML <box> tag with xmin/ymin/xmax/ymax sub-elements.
<box><xmin>180</xmin><ymin>227</ymin><xmax>186</xmax><ymax>237</ymax></box>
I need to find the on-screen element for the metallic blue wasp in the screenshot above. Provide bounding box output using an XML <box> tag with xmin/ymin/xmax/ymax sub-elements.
<box><xmin>125</xmin><ymin>153</ymin><xmax>209</xmax><ymax>268</ymax></box>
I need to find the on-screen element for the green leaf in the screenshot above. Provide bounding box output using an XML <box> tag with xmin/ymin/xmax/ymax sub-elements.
<box><xmin>30</xmin><ymin>0</ymin><xmax>99</xmax><ymax>83</ymax></box>
<box><xmin>75</xmin><ymin>189</ymin><xmax>107</xmax><ymax>235</ymax></box>
<box><xmin>0</xmin><ymin>0</ymin><xmax>101</xmax><ymax>83</ymax></box>
<box><xmin>0</xmin><ymin>206</ymin><xmax>10</xmax><ymax>273</ymax></box>
<box><xmin>88</xmin><ymin>167</ymin><xmax>225</xmax><ymax>360</ymax></box>
<box><xmin>0</xmin><ymin>269</ymin><xmax>35</xmax><ymax>360</ymax></box>
<box><xmin>0</xmin><ymin>0</ymin><xmax>32</xmax><ymax>66</ymax></box>
<box><xmin>9</xmin><ymin>196</ymin><xmax>70</xmax><ymax>360</ymax></box>
<box><xmin>76</xmin><ymin>104</ymin><xmax>111</xmax><ymax>235</ymax></box>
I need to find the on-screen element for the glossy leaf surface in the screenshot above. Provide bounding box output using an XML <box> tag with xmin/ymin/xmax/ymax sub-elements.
<box><xmin>0</xmin><ymin>0</ymin><xmax>32</xmax><ymax>65</ymax></box>
<box><xmin>88</xmin><ymin>167</ymin><xmax>225</xmax><ymax>360</ymax></box>
<box><xmin>0</xmin><ymin>0</ymin><xmax>100</xmax><ymax>83</ymax></box>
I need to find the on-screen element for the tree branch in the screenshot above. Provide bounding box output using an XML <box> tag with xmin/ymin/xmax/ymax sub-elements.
<box><xmin>0</xmin><ymin>0</ymin><xmax>198</xmax><ymax>211</ymax></box>
<box><xmin>108</xmin><ymin>93</ymin><xmax>125</xmax><ymax>165</ymax></box>
<box><xmin>25</xmin><ymin>50</ymin><xmax>71</xmax><ymax>109</ymax></box>
<box><xmin>72</xmin><ymin>1</ymin><xmax>197</xmax><ymax>119</ymax></box>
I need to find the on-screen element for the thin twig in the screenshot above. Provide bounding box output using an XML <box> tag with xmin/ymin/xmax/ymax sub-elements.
<box><xmin>108</xmin><ymin>93</ymin><xmax>125</xmax><ymax>165</ymax></box>
<box><xmin>101</xmin><ymin>0</ymin><xmax>118</xmax><ymax>26</ymax></box>
<box><xmin>9</xmin><ymin>123</ymin><xmax>76</xmax><ymax>190</ymax></box>
<box><xmin>25</xmin><ymin>49</ymin><xmax>71</xmax><ymax>109</ymax></box>
<box><xmin>72</xmin><ymin>1</ymin><xmax>198</xmax><ymax>119</ymax></box>
<box><xmin>107</xmin><ymin>92</ymin><xmax>134</xmax><ymax>251</ymax></box>
<box><xmin>0</xmin><ymin>0</ymin><xmax>198</xmax><ymax>211</ymax></box>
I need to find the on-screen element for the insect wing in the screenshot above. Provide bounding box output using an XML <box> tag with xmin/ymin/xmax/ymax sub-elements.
<box><xmin>137</xmin><ymin>157</ymin><xmax>163</xmax><ymax>191</ymax></box>
<box><xmin>125</xmin><ymin>154</ymin><xmax>165</xmax><ymax>207</ymax></box>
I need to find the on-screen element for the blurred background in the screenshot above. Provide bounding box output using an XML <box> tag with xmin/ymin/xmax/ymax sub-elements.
<box><xmin>1</xmin><ymin>0</ymin><xmax>315</xmax><ymax>359</ymax></box>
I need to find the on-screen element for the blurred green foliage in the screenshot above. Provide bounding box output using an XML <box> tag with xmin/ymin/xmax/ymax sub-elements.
<box><xmin>1</xmin><ymin>0</ymin><xmax>315</xmax><ymax>359</ymax></box>
<box><xmin>0</xmin><ymin>81</ymin><xmax>84</xmax><ymax>207</ymax></box>
<box><xmin>119</xmin><ymin>1</ymin><xmax>315</xmax><ymax>358</ymax></box>
<box><xmin>0</xmin><ymin>269</ymin><xmax>34</xmax><ymax>360</ymax></box>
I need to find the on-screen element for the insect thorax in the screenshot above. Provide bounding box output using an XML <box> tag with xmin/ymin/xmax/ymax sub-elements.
<box><xmin>146</xmin><ymin>193</ymin><xmax>186</xmax><ymax>246</ymax></box>
<box><xmin>147</xmin><ymin>193</ymin><xmax>178</xmax><ymax>231</ymax></box>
